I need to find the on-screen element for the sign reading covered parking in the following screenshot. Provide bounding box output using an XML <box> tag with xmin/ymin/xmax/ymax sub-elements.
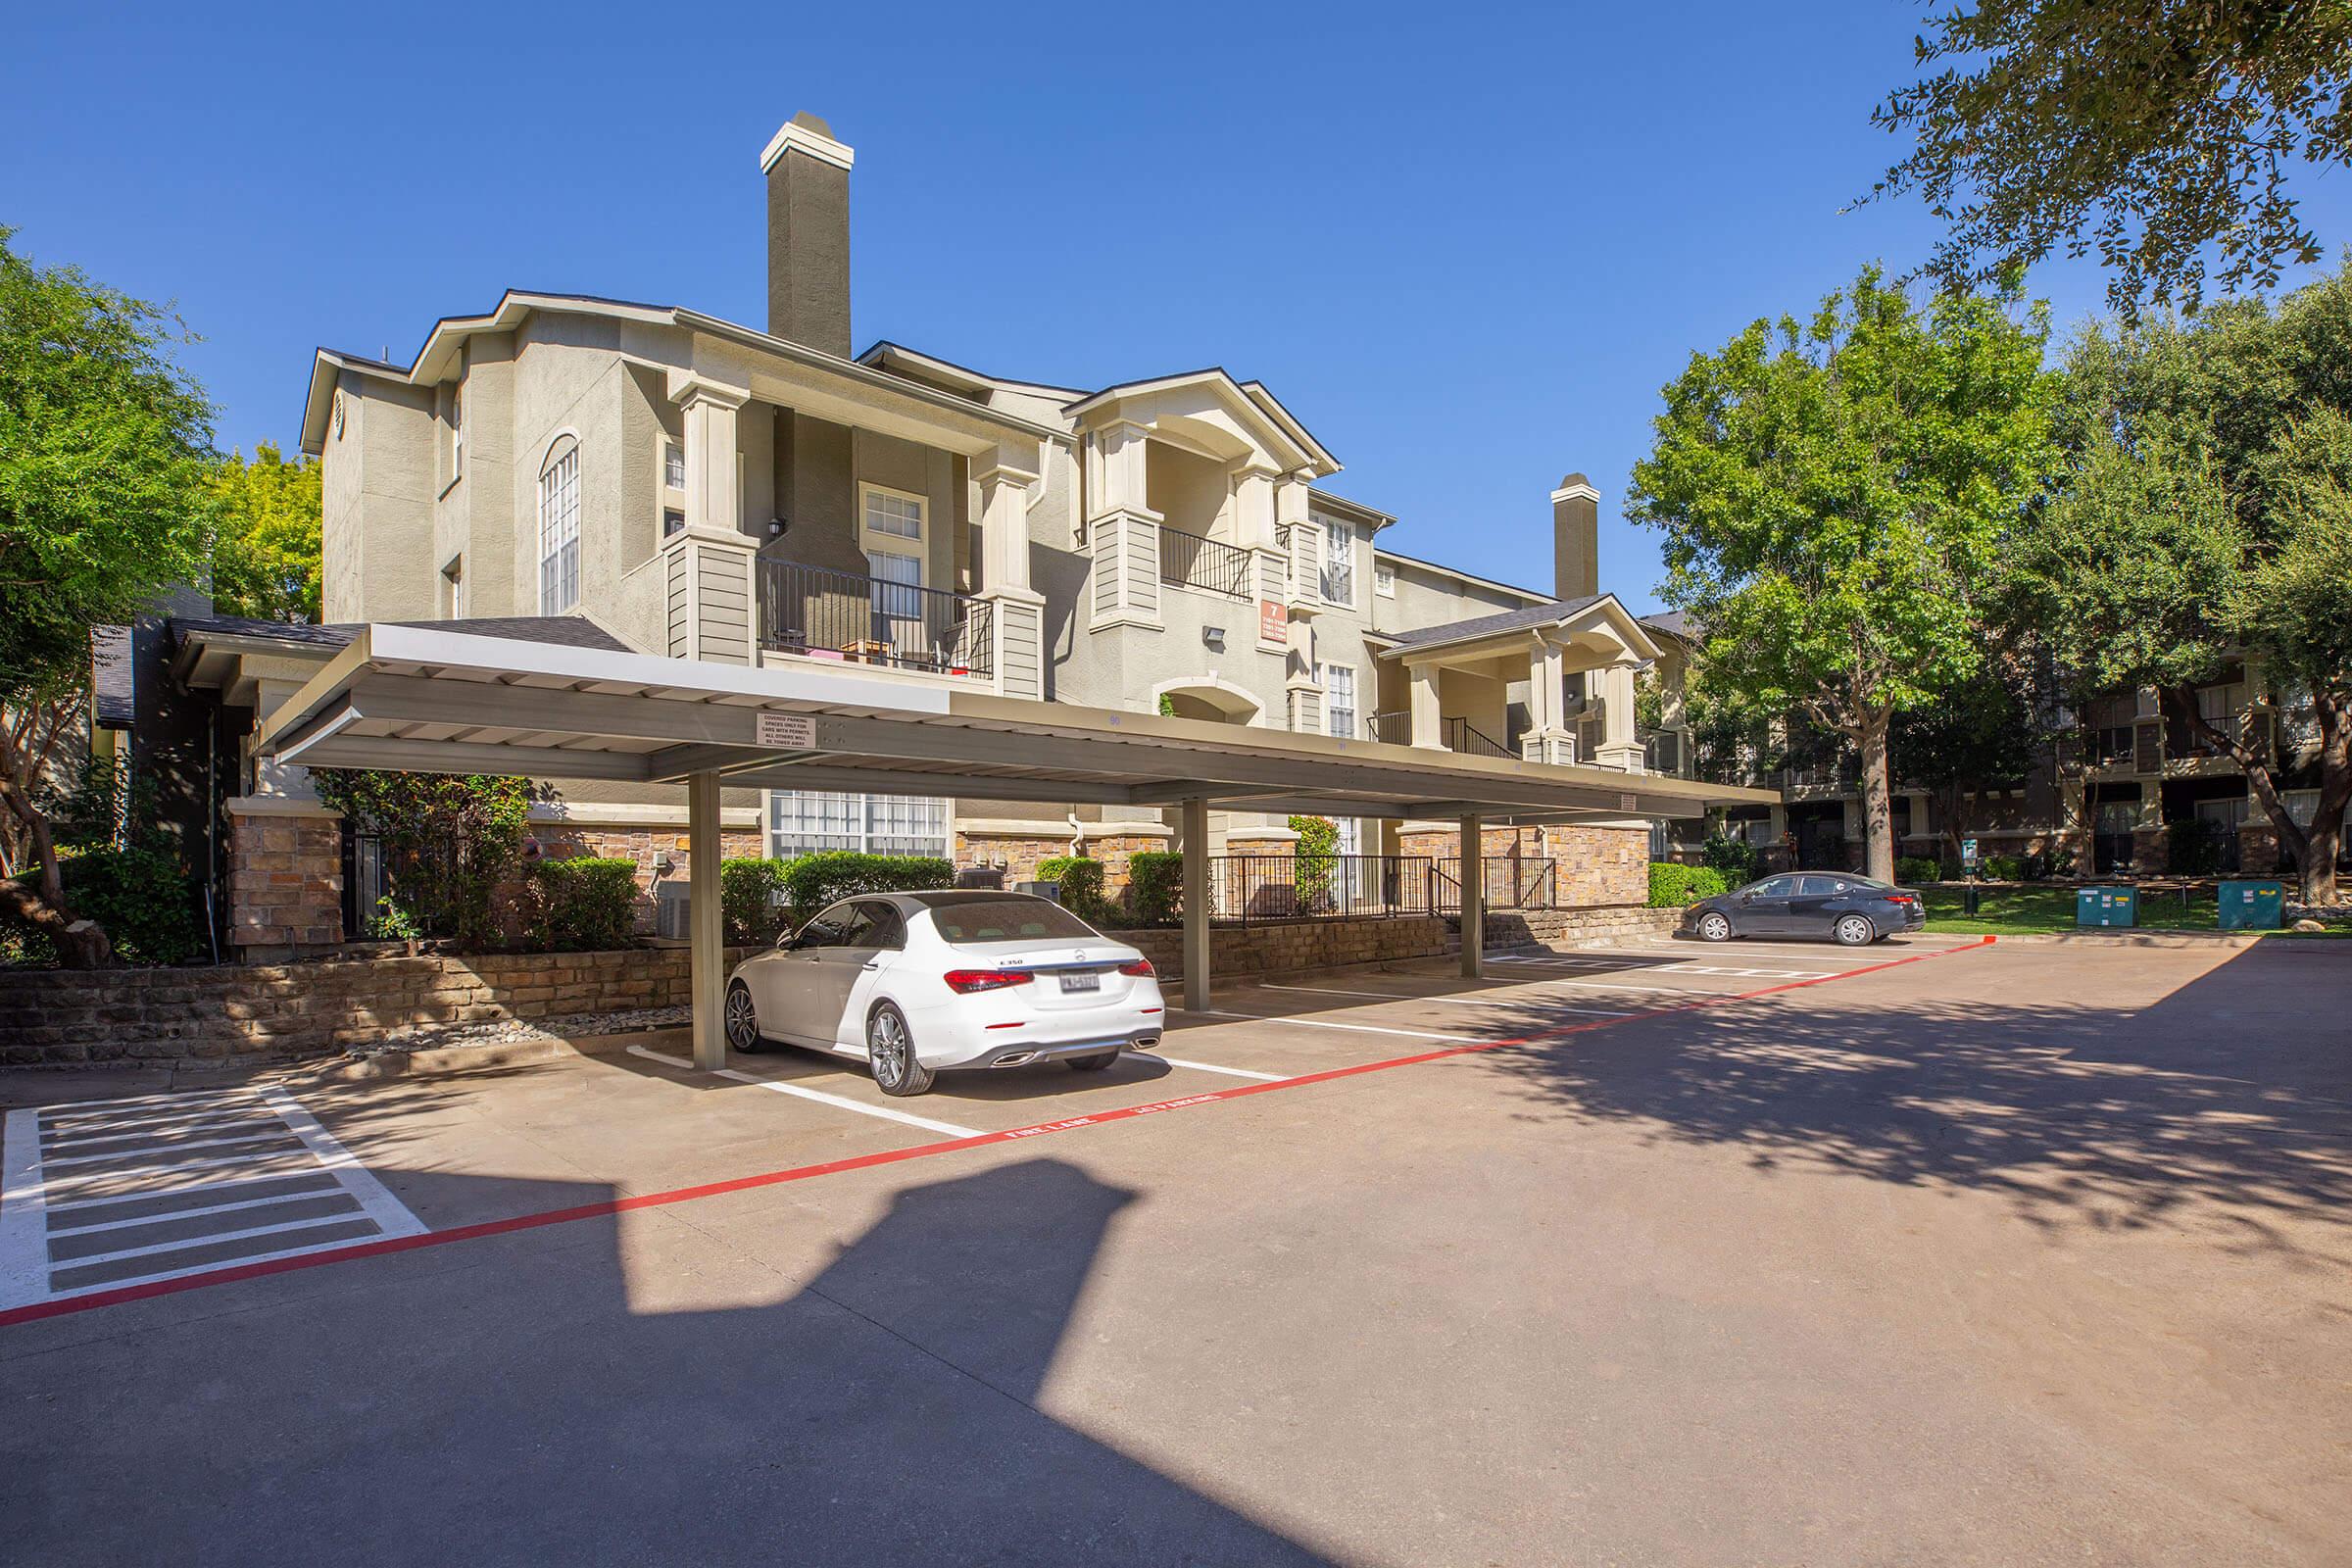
<box><xmin>756</xmin><ymin>711</ymin><xmax>816</xmax><ymax>749</ymax></box>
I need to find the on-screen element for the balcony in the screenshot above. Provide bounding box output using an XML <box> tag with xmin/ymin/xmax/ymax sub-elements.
<box><xmin>1364</xmin><ymin>710</ymin><xmax>1413</xmax><ymax>746</ymax></box>
<box><xmin>1442</xmin><ymin>717</ymin><xmax>1514</xmax><ymax>760</ymax></box>
<box><xmin>1157</xmin><ymin>528</ymin><xmax>1253</xmax><ymax>598</ymax></box>
<box><xmin>755</xmin><ymin>558</ymin><xmax>993</xmax><ymax>680</ymax></box>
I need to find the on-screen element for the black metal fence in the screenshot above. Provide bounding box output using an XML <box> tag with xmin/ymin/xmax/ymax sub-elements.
<box><xmin>1198</xmin><ymin>854</ymin><xmax>1560</xmax><ymax>923</ymax></box>
<box><xmin>756</xmin><ymin>558</ymin><xmax>994</xmax><ymax>678</ymax></box>
<box><xmin>1442</xmin><ymin>717</ymin><xmax>1514</xmax><ymax>760</ymax></box>
<box><xmin>1158</xmin><ymin>528</ymin><xmax>1254</xmax><ymax>598</ymax></box>
<box><xmin>1364</xmin><ymin>710</ymin><xmax>1413</xmax><ymax>745</ymax></box>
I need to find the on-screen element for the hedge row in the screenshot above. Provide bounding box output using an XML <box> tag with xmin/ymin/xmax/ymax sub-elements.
<box><xmin>719</xmin><ymin>852</ymin><xmax>958</xmax><ymax>942</ymax></box>
<box><xmin>1646</xmin><ymin>862</ymin><xmax>1730</xmax><ymax>907</ymax></box>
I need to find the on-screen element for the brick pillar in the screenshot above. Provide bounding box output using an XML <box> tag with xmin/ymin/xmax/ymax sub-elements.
<box><xmin>227</xmin><ymin>808</ymin><xmax>344</xmax><ymax>960</ymax></box>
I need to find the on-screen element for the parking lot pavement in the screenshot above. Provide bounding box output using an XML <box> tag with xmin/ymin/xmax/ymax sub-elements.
<box><xmin>6</xmin><ymin>934</ymin><xmax>2347</xmax><ymax>1565</ymax></box>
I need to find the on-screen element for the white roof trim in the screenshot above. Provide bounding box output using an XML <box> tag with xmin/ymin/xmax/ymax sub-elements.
<box><xmin>760</xmin><ymin>119</ymin><xmax>856</xmax><ymax>173</ymax></box>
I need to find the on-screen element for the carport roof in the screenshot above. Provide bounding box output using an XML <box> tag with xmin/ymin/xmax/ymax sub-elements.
<box><xmin>258</xmin><ymin>624</ymin><xmax>1777</xmax><ymax>823</ymax></box>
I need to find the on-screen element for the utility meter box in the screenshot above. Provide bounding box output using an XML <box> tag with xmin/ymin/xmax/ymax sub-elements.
<box><xmin>2217</xmin><ymin>879</ymin><xmax>2285</xmax><ymax>931</ymax></box>
<box><xmin>2077</xmin><ymin>886</ymin><xmax>2137</xmax><ymax>928</ymax></box>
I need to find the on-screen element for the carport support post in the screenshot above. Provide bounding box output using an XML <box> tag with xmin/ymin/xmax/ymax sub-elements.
<box><xmin>1458</xmin><ymin>812</ymin><xmax>1483</xmax><ymax>978</ymax></box>
<box><xmin>1183</xmin><ymin>795</ymin><xmax>1210</xmax><ymax>1014</ymax></box>
<box><xmin>688</xmin><ymin>769</ymin><xmax>727</xmax><ymax>1070</ymax></box>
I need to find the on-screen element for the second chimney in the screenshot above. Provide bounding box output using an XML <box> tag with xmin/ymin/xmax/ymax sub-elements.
<box><xmin>1551</xmin><ymin>472</ymin><xmax>1599</xmax><ymax>602</ymax></box>
<box><xmin>760</xmin><ymin>112</ymin><xmax>855</xmax><ymax>357</ymax></box>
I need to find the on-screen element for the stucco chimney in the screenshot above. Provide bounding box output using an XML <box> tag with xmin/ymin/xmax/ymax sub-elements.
<box><xmin>1551</xmin><ymin>472</ymin><xmax>1599</xmax><ymax>601</ymax></box>
<box><xmin>760</xmin><ymin>112</ymin><xmax>855</xmax><ymax>356</ymax></box>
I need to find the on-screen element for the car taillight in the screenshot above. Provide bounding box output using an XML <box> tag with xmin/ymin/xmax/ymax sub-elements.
<box><xmin>1886</xmin><ymin>894</ymin><xmax>1919</xmax><ymax>906</ymax></box>
<box><xmin>944</xmin><ymin>968</ymin><xmax>1033</xmax><ymax>994</ymax></box>
<box><xmin>1117</xmin><ymin>958</ymin><xmax>1155</xmax><ymax>977</ymax></box>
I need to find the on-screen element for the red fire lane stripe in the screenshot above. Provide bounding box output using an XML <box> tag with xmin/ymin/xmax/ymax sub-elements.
<box><xmin>0</xmin><ymin>936</ymin><xmax>1993</xmax><ymax>1329</ymax></box>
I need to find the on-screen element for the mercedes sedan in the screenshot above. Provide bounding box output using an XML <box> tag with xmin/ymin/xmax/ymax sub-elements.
<box><xmin>723</xmin><ymin>890</ymin><xmax>1167</xmax><ymax>1096</ymax></box>
<box><xmin>1680</xmin><ymin>872</ymin><xmax>1926</xmax><ymax>947</ymax></box>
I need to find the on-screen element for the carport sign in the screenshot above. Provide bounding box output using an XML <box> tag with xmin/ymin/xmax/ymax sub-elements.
<box><xmin>755</xmin><ymin>711</ymin><xmax>816</xmax><ymax>749</ymax></box>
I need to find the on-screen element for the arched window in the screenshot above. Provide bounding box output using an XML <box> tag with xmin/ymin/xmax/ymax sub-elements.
<box><xmin>538</xmin><ymin>437</ymin><xmax>581</xmax><ymax>612</ymax></box>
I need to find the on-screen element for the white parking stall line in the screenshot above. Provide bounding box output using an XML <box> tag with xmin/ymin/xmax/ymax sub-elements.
<box><xmin>624</xmin><ymin>1046</ymin><xmax>982</xmax><ymax>1139</ymax></box>
<box><xmin>1254</xmin><ymin>983</ymin><xmax>1631</xmax><ymax>1017</ymax></box>
<box><xmin>1149</xmin><ymin>1055</ymin><xmax>1289</xmax><ymax>1081</ymax></box>
<box><xmin>0</xmin><ymin>1088</ymin><xmax>424</xmax><ymax>1311</ymax></box>
<box><xmin>1179</xmin><ymin>1008</ymin><xmax>1481</xmax><ymax>1044</ymax></box>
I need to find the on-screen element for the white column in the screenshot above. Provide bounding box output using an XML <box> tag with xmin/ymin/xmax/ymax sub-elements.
<box><xmin>975</xmin><ymin>450</ymin><xmax>1039</xmax><ymax>595</ymax></box>
<box><xmin>1521</xmin><ymin>640</ymin><xmax>1575</xmax><ymax>764</ymax></box>
<box><xmin>1098</xmin><ymin>419</ymin><xmax>1152</xmax><ymax>515</ymax></box>
<box><xmin>688</xmin><ymin>769</ymin><xmax>727</xmax><ymax>1070</ymax></box>
<box><xmin>1233</xmin><ymin>466</ymin><xmax>1280</xmax><ymax>551</ymax></box>
<box><xmin>1593</xmin><ymin>658</ymin><xmax>1643</xmax><ymax>771</ymax></box>
<box><xmin>1459</xmin><ymin>812</ymin><xmax>1484</xmax><ymax>978</ymax></box>
<box><xmin>1183</xmin><ymin>795</ymin><xmax>1210</xmax><ymax>1013</ymax></box>
<box><xmin>1409</xmin><ymin>662</ymin><xmax>1443</xmax><ymax>749</ymax></box>
<box><xmin>669</xmin><ymin>371</ymin><xmax>748</xmax><ymax>536</ymax></box>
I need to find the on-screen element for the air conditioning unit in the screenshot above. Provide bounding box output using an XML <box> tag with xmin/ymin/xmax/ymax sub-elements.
<box><xmin>655</xmin><ymin>881</ymin><xmax>692</xmax><ymax>941</ymax></box>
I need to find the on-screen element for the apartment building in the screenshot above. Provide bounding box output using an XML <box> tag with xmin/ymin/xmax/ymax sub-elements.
<box><xmin>178</xmin><ymin>113</ymin><xmax>1688</xmax><ymax>953</ymax></box>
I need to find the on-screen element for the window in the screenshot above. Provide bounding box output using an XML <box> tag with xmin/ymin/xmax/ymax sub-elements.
<box><xmin>862</xmin><ymin>485</ymin><xmax>924</xmax><ymax>544</ymax></box>
<box><xmin>442</xmin><ymin>557</ymin><xmax>466</xmax><ymax>619</ymax></box>
<box><xmin>449</xmin><ymin>387</ymin><xmax>465</xmax><ymax>483</ymax></box>
<box><xmin>1318</xmin><ymin>515</ymin><xmax>1354</xmax><ymax>605</ymax></box>
<box><xmin>538</xmin><ymin>438</ymin><xmax>581</xmax><ymax>612</ymax></box>
<box><xmin>768</xmin><ymin>790</ymin><xmax>951</xmax><ymax>858</ymax></box>
<box><xmin>663</xmin><ymin>439</ymin><xmax>687</xmax><ymax>492</ymax></box>
<box><xmin>1320</xmin><ymin>662</ymin><xmax>1357</xmax><ymax>740</ymax></box>
<box><xmin>928</xmin><ymin>899</ymin><xmax>1099</xmax><ymax>943</ymax></box>
<box><xmin>1374</xmin><ymin>558</ymin><xmax>1395</xmax><ymax>598</ymax></box>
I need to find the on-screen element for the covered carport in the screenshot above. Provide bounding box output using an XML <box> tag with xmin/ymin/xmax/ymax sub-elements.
<box><xmin>257</xmin><ymin>624</ymin><xmax>1774</xmax><ymax>1070</ymax></box>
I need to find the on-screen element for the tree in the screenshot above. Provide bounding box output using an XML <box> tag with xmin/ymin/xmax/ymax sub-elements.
<box><xmin>208</xmin><ymin>442</ymin><xmax>321</xmax><ymax>622</ymax></box>
<box><xmin>2017</xmin><ymin>266</ymin><xmax>2352</xmax><ymax>903</ymax></box>
<box><xmin>1869</xmin><ymin>0</ymin><xmax>2352</xmax><ymax>315</ymax></box>
<box><xmin>312</xmin><ymin>769</ymin><xmax>533</xmax><ymax>949</ymax></box>
<box><xmin>0</xmin><ymin>229</ymin><xmax>213</xmax><ymax>965</ymax></box>
<box><xmin>1630</xmin><ymin>267</ymin><xmax>2057</xmax><ymax>881</ymax></box>
<box><xmin>1889</xmin><ymin>661</ymin><xmax>2045</xmax><ymax>871</ymax></box>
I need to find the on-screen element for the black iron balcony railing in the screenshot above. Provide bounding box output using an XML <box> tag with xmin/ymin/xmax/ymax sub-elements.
<box><xmin>1442</xmin><ymin>716</ymin><xmax>1513</xmax><ymax>760</ymax></box>
<box><xmin>1157</xmin><ymin>528</ymin><xmax>1253</xmax><ymax>598</ymax></box>
<box><xmin>1364</xmin><ymin>710</ymin><xmax>1414</xmax><ymax>745</ymax></box>
<box><xmin>756</xmin><ymin>558</ymin><xmax>993</xmax><ymax>679</ymax></box>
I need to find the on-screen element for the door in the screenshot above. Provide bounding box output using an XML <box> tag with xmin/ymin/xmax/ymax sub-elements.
<box><xmin>825</xmin><ymin>901</ymin><xmax>906</xmax><ymax>1051</ymax></box>
<box><xmin>1785</xmin><ymin>873</ymin><xmax>1852</xmax><ymax>938</ymax></box>
<box><xmin>2093</xmin><ymin>801</ymin><xmax>2137</xmax><ymax>874</ymax></box>
<box><xmin>859</xmin><ymin>485</ymin><xmax>927</xmax><ymax>666</ymax></box>
<box><xmin>765</xmin><ymin>900</ymin><xmax>863</xmax><ymax>1046</ymax></box>
<box><xmin>1735</xmin><ymin>874</ymin><xmax>1800</xmax><ymax>934</ymax></box>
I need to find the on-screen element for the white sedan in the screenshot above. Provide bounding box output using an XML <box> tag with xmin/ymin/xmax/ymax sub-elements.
<box><xmin>723</xmin><ymin>890</ymin><xmax>1167</xmax><ymax>1096</ymax></box>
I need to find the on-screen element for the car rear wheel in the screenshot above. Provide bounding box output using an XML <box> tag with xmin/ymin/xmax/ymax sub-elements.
<box><xmin>1065</xmin><ymin>1052</ymin><xmax>1119</xmax><ymax>1073</ymax></box>
<box><xmin>1695</xmin><ymin>911</ymin><xmax>1733</xmax><ymax>943</ymax></box>
<box><xmin>723</xmin><ymin>982</ymin><xmax>764</xmax><ymax>1054</ymax></box>
<box><xmin>1833</xmin><ymin>913</ymin><xmax>1876</xmax><ymax>947</ymax></box>
<box><xmin>867</xmin><ymin>1003</ymin><xmax>935</xmax><ymax>1097</ymax></box>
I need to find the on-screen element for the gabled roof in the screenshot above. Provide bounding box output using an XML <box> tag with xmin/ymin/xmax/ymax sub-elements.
<box><xmin>174</xmin><ymin>613</ymin><xmax>631</xmax><ymax>659</ymax></box>
<box><xmin>1383</xmin><ymin>593</ymin><xmax>1663</xmax><ymax>662</ymax></box>
<box><xmin>855</xmin><ymin>340</ymin><xmax>1086</xmax><ymax>403</ymax></box>
<box><xmin>1062</xmin><ymin>368</ymin><xmax>1338</xmax><ymax>475</ymax></box>
<box><xmin>302</xmin><ymin>292</ymin><xmax>1063</xmax><ymax>456</ymax></box>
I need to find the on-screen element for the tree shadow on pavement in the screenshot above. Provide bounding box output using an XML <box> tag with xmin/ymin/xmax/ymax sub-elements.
<box><xmin>0</xmin><ymin>1157</ymin><xmax>1332</xmax><ymax>1567</ymax></box>
<box><xmin>1469</xmin><ymin>945</ymin><xmax>2352</xmax><ymax>1260</ymax></box>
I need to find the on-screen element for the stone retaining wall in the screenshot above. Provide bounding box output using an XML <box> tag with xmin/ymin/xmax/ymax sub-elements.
<box><xmin>0</xmin><ymin>905</ymin><xmax>1685</xmax><ymax>1070</ymax></box>
<box><xmin>1115</xmin><ymin>905</ymin><xmax>1682</xmax><ymax>980</ymax></box>
<box><xmin>0</xmin><ymin>947</ymin><xmax>748</xmax><ymax>1069</ymax></box>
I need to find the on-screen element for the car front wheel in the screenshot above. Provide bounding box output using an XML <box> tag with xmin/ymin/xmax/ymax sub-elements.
<box><xmin>1695</xmin><ymin>910</ymin><xmax>1734</xmax><ymax>943</ymax></box>
<box><xmin>867</xmin><ymin>1002</ymin><xmax>936</xmax><ymax>1097</ymax></box>
<box><xmin>1833</xmin><ymin>913</ymin><xmax>1876</xmax><ymax>948</ymax></box>
<box><xmin>723</xmin><ymin>982</ymin><xmax>765</xmax><ymax>1054</ymax></box>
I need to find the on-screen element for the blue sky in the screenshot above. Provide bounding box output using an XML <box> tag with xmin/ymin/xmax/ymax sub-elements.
<box><xmin>7</xmin><ymin>2</ymin><xmax>2349</xmax><ymax>612</ymax></box>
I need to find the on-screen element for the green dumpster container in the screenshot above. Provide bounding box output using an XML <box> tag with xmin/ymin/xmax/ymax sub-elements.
<box><xmin>2218</xmin><ymin>879</ymin><xmax>2285</xmax><ymax>931</ymax></box>
<box><xmin>2077</xmin><ymin>886</ymin><xmax>2137</xmax><ymax>928</ymax></box>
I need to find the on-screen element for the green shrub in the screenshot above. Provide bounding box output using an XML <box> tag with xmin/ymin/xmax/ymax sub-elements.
<box><xmin>721</xmin><ymin>858</ymin><xmax>791</xmax><ymax>944</ymax></box>
<box><xmin>1646</xmin><ymin>862</ymin><xmax>1729</xmax><ymax>907</ymax></box>
<box><xmin>1126</xmin><ymin>852</ymin><xmax>1183</xmax><ymax>926</ymax></box>
<box><xmin>1036</xmin><ymin>856</ymin><xmax>1113</xmax><ymax>923</ymax></box>
<box><xmin>1701</xmin><ymin>832</ymin><xmax>1762</xmax><ymax>885</ymax></box>
<box><xmin>1982</xmin><ymin>853</ymin><xmax>2030</xmax><ymax>881</ymax></box>
<box><xmin>2166</xmin><ymin>816</ymin><xmax>2223</xmax><ymax>875</ymax></box>
<box><xmin>1289</xmin><ymin>814</ymin><xmax>1339</xmax><ymax>912</ymax></box>
<box><xmin>777</xmin><ymin>852</ymin><xmax>956</xmax><ymax>919</ymax></box>
<box><xmin>312</xmin><ymin>769</ymin><xmax>531</xmax><ymax>949</ymax></box>
<box><xmin>54</xmin><ymin>839</ymin><xmax>202</xmax><ymax>965</ymax></box>
<box><xmin>521</xmin><ymin>857</ymin><xmax>639</xmax><ymax>950</ymax></box>
<box><xmin>1896</xmin><ymin>855</ymin><xmax>1942</xmax><ymax>884</ymax></box>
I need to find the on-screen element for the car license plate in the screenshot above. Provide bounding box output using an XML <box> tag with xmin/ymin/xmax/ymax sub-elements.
<box><xmin>1058</xmin><ymin>971</ymin><xmax>1101</xmax><ymax>994</ymax></box>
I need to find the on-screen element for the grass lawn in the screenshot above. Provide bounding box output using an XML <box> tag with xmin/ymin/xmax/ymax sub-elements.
<box><xmin>1921</xmin><ymin>884</ymin><xmax>2348</xmax><ymax>937</ymax></box>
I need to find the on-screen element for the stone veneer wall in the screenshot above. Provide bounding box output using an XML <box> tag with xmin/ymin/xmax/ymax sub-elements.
<box><xmin>1117</xmin><ymin>905</ymin><xmax>1682</xmax><ymax>980</ymax></box>
<box><xmin>226</xmin><ymin>810</ymin><xmax>345</xmax><ymax>957</ymax></box>
<box><xmin>1396</xmin><ymin>822</ymin><xmax>1649</xmax><ymax>908</ymax></box>
<box><xmin>0</xmin><ymin>947</ymin><xmax>752</xmax><ymax>1068</ymax></box>
<box><xmin>955</xmin><ymin>829</ymin><xmax>1173</xmax><ymax>893</ymax></box>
